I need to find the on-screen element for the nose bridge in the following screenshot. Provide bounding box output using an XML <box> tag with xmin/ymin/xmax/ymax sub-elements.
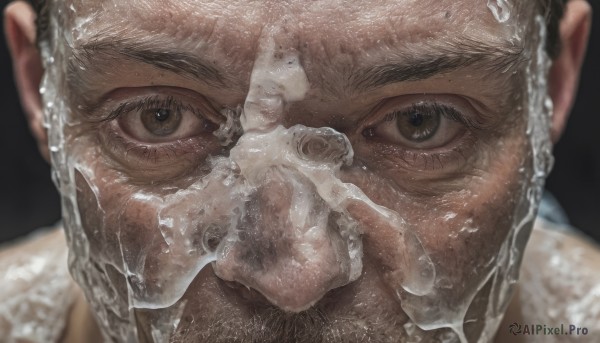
<box><xmin>241</xmin><ymin>29</ymin><xmax>310</xmax><ymax>132</ymax></box>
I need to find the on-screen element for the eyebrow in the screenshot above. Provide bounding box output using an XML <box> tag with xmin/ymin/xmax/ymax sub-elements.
<box><xmin>70</xmin><ymin>38</ymin><xmax>227</xmax><ymax>88</ymax></box>
<box><xmin>70</xmin><ymin>34</ymin><xmax>525</xmax><ymax>98</ymax></box>
<box><xmin>350</xmin><ymin>38</ymin><xmax>526</xmax><ymax>91</ymax></box>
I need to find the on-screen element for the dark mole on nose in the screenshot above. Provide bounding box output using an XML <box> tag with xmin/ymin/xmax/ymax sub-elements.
<box><xmin>445</xmin><ymin>11</ymin><xmax>452</xmax><ymax>19</ymax></box>
<box><xmin>236</xmin><ymin>196</ymin><xmax>288</xmax><ymax>271</ymax></box>
<box><xmin>237</xmin><ymin>220</ymin><xmax>282</xmax><ymax>272</ymax></box>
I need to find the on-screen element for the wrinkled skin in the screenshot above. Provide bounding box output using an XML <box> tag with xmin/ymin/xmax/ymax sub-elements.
<box><xmin>48</xmin><ymin>0</ymin><xmax>544</xmax><ymax>342</ymax></box>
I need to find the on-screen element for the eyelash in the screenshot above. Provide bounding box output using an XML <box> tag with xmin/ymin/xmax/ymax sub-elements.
<box><xmin>361</xmin><ymin>102</ymin><xmax>479</xmax><ymax>171</ymax></box>
<box><xmin>400</xmin><ymin>103</ymin><xmax>480</xmax><ymax>129</ymax></box>
<box><xmin>101</xmin><ymin>95</ymin><xmax>205</xmax><ymax>122</ymax></box>
<box><xmin>381</xmin><ymin>102</ymin><xmax>481</xmax><ymax>131</ymax></box>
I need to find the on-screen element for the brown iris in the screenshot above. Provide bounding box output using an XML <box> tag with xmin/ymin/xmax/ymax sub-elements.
<box><xmin>396</xmin><ymin>109</ymin><xmax>441</xmax><ymax>142</ymax></box>
<box><xmin>141</xmin><ymin>108</ymin><xmax>182</xmax><ymax>136</ymax></box>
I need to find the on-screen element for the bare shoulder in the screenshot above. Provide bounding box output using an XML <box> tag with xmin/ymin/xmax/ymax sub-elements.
<box><xmin>513</xmin><ymin>219</ymin><xmax>600</xmax><ymax>341</ymax></box>
<box><xmin>0</xmin><ymin>227</ymin><xmax>77</xmax><ymax>342</ymax></box>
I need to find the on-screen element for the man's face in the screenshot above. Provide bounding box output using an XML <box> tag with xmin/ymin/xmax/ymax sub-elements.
<box><xmin>44</xmin><ymin>0</ymin><xmax>551</xmax><ymax>342</ymax></box>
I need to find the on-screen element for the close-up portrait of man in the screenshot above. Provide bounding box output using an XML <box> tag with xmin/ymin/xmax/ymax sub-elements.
<box><xmin>0</xmin><ymin>0</ymin><xmax>598</xmax><ymax>342</ymax></box>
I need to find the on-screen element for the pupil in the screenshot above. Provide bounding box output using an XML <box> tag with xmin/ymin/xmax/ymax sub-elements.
<box><xmin>140</xmin><ymin>107</ymin><xmax>182</xmax><ymax>137</ymax></box>
<box><xmin>408</xmin><ymin>111</ymin><xmax>424</xmax><ymax>127</ymax></box>
<box><xmin>394</xmin><ymin>108</ymin><xmax>440</xmax><ymax>143</ymax></box>
<box><xmin>155</xmin><ymin>109</ymin><xmax>170</xmax><ymax>122</ymax></box>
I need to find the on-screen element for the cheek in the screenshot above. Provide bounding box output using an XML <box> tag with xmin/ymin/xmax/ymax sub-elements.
<box><xmin>427</xmin><ymin>137</ymin><xmax>529</xmax><ymax>270</ymax></box>
<box><xmin>348</xmin><ymin>127</ymin><xmax>530</xmax><ymax>288</ymax></box>
<box><xmin>420</xmin><ymin>172</ymin><xmax>522</xmax><ymax>281</ymax></box>
<box><xmin>74</xmin><ymin>154</ymin><xmax>171</xmax><ymax>284</ymax></box>
<box><xmin>72</xmin><ymin>143</ymin><xmax>240</xmax><ymax>308</ymax></box>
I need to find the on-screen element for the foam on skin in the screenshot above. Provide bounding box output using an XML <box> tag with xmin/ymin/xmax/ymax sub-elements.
<box><xmin>0</xmin><ymin>229</ymin><xmax>75</xmax><ymax>343</ymax></box>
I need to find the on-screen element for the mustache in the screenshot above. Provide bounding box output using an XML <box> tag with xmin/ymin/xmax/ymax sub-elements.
<box><xmin>166</xmin><ymin>304</ymin><xmax>392</xmax><ymax>343</ymax></box>
<box><xmin>173</xmin><ymin>305</ymin><xmax>327</xmax><ymax>343</ymax></box>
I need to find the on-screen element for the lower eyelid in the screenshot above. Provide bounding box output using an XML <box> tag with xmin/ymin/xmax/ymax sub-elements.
<box><xmin>356</xmin><ymin>128</ymin><xmax>476</xmax><ymax>173</ymax></box>
<box><xmin>120</xmin><ymin>106</ymin><xmax>223</xmax><ymax>144</ymax></box>
<box><xmin>98</xmin><ymin>121</ymin><xmax>220</xmax><ymax>173</ymax></box>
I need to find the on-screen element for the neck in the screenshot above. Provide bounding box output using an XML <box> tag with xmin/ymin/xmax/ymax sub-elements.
<box><xmin>494</xmin><ymin>284</ymin><xmax>527</xmax><ymax>343</ymax></box>
<box><xmin>60</xmin><ymin>288</ymin><xmax>103</xmax><ymax>343</ymax></box>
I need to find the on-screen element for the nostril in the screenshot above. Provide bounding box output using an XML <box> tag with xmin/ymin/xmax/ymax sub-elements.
<box><xmin>202</xmin><ymin>224</ymin><xmax>226</xmax><ymax>253</ymax></box>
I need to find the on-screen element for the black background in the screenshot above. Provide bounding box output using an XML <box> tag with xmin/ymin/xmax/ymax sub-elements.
<box><xmin>1</xmin><ymin>1</ymin><xmax>598</xmax><ymax>243</ymax></box>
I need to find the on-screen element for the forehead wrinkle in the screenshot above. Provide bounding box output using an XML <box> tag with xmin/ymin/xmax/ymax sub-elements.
<box><xmin>297</xmin><ymin>0</ymin><xmax>498</xmax><ymax>52</ymax></box>
<box><xmin>289</xmin><ymin>1</ymin><xmax>527</xmax><ymax>99</ymax></box>
<box><xmin>65</xmin><ymin>0</ymin><xmax>265</xmax><ymax>67</ymax></box>
<box><xmin>61</xmin><ymin>0</ymin><xmax>533</xmax><ymax>105</ymax></box>
<box><xmin>64</xmin><ymin>0</ymin><xmax>514</xmax><ymax>62</ymax></box>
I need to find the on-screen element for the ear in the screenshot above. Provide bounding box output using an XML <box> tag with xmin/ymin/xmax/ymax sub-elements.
<box><xmin>548</xmin><ymin>0</ymin><xmax>592</xmax><ymax>143</ymax></box>
<box><xmin>4</xmin><ymin>1</ymin><xmax>48</xmax><ymax>161</ymax></box>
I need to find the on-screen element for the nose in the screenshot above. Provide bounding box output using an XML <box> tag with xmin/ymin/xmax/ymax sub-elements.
<box><xmin>213</xmin><ymin>167</ymin><xmax>360</xmax><ymax>312</ymax></box>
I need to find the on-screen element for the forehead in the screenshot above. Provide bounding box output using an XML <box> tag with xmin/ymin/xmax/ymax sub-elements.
<box><xmin>62</xmin><ymin>0</ymin><xmax>529</xmax><ymax>59</ymax></box>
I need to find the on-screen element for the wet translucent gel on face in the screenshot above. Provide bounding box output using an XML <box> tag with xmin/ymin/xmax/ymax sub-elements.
<box><xmin>37</xmin><ymin>1</ymin><xmax>556</xmax><ymax>342</ymax></box>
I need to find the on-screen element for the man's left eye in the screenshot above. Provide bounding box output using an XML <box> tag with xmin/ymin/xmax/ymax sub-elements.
<box><xmin>364</xmin><ymin>102</ymin><xmax>467</xmax><ymax>149</ymax></box>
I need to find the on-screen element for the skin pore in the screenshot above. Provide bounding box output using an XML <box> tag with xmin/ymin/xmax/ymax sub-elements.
<box><xmin>3</xmin><ymin>0</ymin><xmax>595</xmax><ymax>342</ymax></box>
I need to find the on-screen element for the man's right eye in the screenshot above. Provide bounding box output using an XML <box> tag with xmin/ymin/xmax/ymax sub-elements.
<box><xmin>91</xmin><ymin>91</ymin><xmax>226</xmax><ymax>174</ymax></box>
<box><xmin>116</xmin><ymin>97</ymin><xmax>220</xmax><ymax>143</ymax></box>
